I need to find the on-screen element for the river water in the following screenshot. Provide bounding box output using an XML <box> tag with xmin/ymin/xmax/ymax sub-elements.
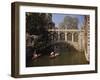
<box><xmin>26</xmin><ymin>50</ymin><xmax>89</xmax><ymax>67</ymax></box>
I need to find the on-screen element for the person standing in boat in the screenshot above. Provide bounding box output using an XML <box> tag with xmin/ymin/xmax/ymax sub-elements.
<box><xmin>50</xmin><ymin>46</ymin><xmax>60</xmax><ymax>58</ymax></box>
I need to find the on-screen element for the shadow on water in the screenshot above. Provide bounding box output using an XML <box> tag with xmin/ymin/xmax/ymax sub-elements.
<box><xmin>26</xmin><ymin>42</ymin><xmax>89</xmax><ymax>67</ymax></box>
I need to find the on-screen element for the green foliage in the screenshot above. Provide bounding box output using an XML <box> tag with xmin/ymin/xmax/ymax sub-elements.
<box><xmin>26</xmin><ymin>13</ymin><xmax>48</xmax><ymax>35</ymax></box>
<box><xmin>26</xmin><ymin>13</ymin><xmax>52</xmax><ymax>54</ymax></box>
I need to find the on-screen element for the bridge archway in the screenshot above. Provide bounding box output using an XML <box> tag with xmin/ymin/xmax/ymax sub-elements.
<box><xmin>48</xmin><ymin>29</ymin><xmax>85</xmax><ymax>51</ymax></box>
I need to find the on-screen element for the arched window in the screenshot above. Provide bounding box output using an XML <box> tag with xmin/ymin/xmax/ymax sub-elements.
<box><xmin>67</xmin><ymin>32</ymin><xmax>72</xmax><ymax>41</ymax></box>
<box><xmin>73</xmin><ymin>32</ymin><xmax>78</xmax><ymax>42</ymax></box>
<box><xmin>49</xmin><ymin>31</ymin><xmax>54</xmax><ymax>41</ymax></box>
<box><xmin>60</xmin><ymin>32</ymin><xmax>65</xmax><ymax>40</ymax></box>
<box><xmin>53</xmin><ymin>32</ymin><xmax>58</xmax><ymax>41</ymax></box>
<box><xmin>50</xmin><ymin>34</ymin><xmax>54</xmax><ymax>41</ymax></box>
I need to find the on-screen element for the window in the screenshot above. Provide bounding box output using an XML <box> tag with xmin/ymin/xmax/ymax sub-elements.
<box><xmin>67</xmin><ymin>32</ymin><xmax>72</xmax><ymax>41</ymax></box>
<box><xmin>60</xmin><ymin>32</ymin><xmax>65</xmax><ymax>40</ymax></box>
<box><xmin>73</xmin><ymin>32</ymin><xmax>78</xmax><ymax>42</ymax></box>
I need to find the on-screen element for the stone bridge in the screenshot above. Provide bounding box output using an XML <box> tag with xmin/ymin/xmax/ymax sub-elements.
<box><xmin>48</xmin><ymin>29</ymin><xmax>85</xmax><ymax>51</ymax></box>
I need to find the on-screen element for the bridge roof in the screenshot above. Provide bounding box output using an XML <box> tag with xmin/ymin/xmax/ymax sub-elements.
<box><xmin>48</xmin><ymin>29</ymin><xmax>84</xmax><ymax>32</ymax></box>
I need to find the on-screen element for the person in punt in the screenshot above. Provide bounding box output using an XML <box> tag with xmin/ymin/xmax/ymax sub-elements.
<box><xmin>49</xmin><ymin>52</ymin><xmax>60</xmax><ymax>58</ymax></box>
<box><xmin>49</xmin><ymin>46</ymin><xmax>60</xmax><ymax>58</ymax></box>
<box><xmin>32</xmin><ymin>50</ymin><xmax>41</xmax><ymax>60</ymax></box>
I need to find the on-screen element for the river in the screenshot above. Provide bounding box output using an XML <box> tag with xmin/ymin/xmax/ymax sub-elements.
<box><xmin>26</xmin><ymin>50</ymin><xmax>89</xmax><ymax>67</ymax></box>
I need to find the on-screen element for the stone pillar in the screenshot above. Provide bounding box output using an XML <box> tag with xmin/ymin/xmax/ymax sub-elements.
<box><xmin>72</xmin><ymin>32</ymin><xmax>74</xmax><ymax>42</ymax></box>
<box><xmin>65</xmin><ymin>32</ymin><xmax>67</xmax><ymax>41</ymax></box>
<box><xmin>78</xmin><ymin>31</ymin><xmax>82</xmax><ymax>50</ymax></box>
<box><xmin>79</xmin><ymin>30</ymin><xmax>84</xmax><ymax>51</ymax></box>
<box><xmin>58</xmin><ymin>31</ymin><xmax>60</xmax><ymax>41</ymax></box>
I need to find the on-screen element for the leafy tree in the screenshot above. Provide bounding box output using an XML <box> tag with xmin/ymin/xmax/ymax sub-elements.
<box><xmin>26</xmin><ymin>13</ymin><xmax>52</xmax><ymax>54</ymax></box>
